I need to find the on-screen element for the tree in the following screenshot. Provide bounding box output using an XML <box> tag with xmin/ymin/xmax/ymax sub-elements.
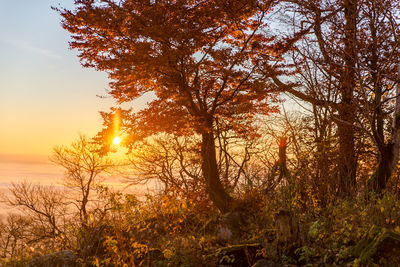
<box><xmin>354</xmin><ymin>0</ymin><xmax>400</xmax><ymax>193</ymax></box>
<box><xmin>0</xmin><ymin>214</ymin><xmax>32</xmax><ymax>262</ymax></box>
<box><xmin>0</xmin><ymin>136</ymin><xmax>118</xmax><ymax>264</ymax></box>
<box><xmin>3</xmin><ymin>182</ymin><xmax>69</xmax><ymax>252</ymax></box>
<box><xmin>124</xmin><ymin>134</ymin><xmax>204</xmax><ymax>197</ymax></box>
<box><xmin>275</xmin><ymin>0</ymin><xmax>400</xmax><ymax>195</ymax></box>
<box><xmin>56</xmin><ymin>0</ymin><xmax>287</xmax><ymax>213</ymax></box>
<box><xmin>259</xmin><ymin>0</ymin><xmax>359</xmax><ymax>197</ymax></box>
<box><xmin>50</xmin><ymin>135</ymin><xmax>114</xmax><ymax>224</ymax></box>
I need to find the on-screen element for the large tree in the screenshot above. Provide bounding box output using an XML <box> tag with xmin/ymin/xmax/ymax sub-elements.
<box><xmin>57</xmin><ymin>0</ymin><xmax>288</xmax><ymax>213</ymax></box>
<box><xmin>268</xmin><ymin>0</ymin><xmax>400</xmax><ymax>196</ymax></box>
<box><xmin>261</xmin><ymin>0</ymin><xmax>361</xmax><ymax>198</ymax></box>
<box><xmin>355</xmin><ymin>0</ymin><xmax>400</xmax><ymax>193</ymax></box>
<box><xmin>50</xmin><ymin>135</ymin><xmax>113</xmax><ymax>224</ymax></box>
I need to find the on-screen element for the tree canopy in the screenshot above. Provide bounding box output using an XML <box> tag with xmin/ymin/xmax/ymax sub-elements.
<box><xmin>56</xmin><ymin>0</ymin><xmax>297</xmax><ymax>212</ymax></box>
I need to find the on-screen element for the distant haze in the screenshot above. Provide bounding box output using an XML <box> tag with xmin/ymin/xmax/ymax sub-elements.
<box><xmin>0</xmin><ymin>154</ymin><xmax>63</xmax><ymax>187</ymax></box>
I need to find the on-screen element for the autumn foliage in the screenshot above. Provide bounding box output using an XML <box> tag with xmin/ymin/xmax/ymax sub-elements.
<box><xmin>56</xmin><ymin>0</ymin><xmax>295</xmax><ymax>213</ymax></box>
<box><xmin>3</xmin><ymin>0</ymin><xmax>400</xmax><ymax>266</ymax></box>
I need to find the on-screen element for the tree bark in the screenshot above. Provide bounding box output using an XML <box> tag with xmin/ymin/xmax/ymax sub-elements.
<box><xmin>369</xmin><ymin>144</ymin><xmax>393</xmax><ymax>193</ymax></box>
<box><xmin>278</xmin><ymin>137</ymin><xmax>290</xmax><ymax>184</ymax></box>
<box><xmin>337</xmin><ymin>0</ymin><xmax>358</xmax><ymax>198</ymax></box>
<box><xmin>337</xmin><ymin>106</ymin><xmax>357</xmax><ymax>197</ymax></box>
<box><xmin>201</xmin><ymin>118</ymin><xmax>233</xmax><ymax>213</ymax></box>
<box><xmin>275</xmin><ymin>208</ymin><xmax>300</xmax><ymax>256</ymax></box>
<box><xmin>369</xmin><ymin>65</ymin><xmax>400</xmax><ymax>193</ymax></box>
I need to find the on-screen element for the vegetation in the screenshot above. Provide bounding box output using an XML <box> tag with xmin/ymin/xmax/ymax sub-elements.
<box><xmin>2</xmin><ymin>0</ymin><xmax>400</xmax><ymax>266</ymax></box>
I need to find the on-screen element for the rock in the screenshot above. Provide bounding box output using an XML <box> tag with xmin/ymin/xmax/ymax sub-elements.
<box><xmin>216</xmin><ymin>211</ymin><xmax>246</xmax><ymax>241</ymax></box>
<box><xmin>79</xmin><ymin>224</ymin><xmax>114</xmax><ymax>258</ymax></box>
<box><xmin>28</xmin><ymin>250</ymin><xmax>76</xmax><ymax>267</ymax></box>
<box><xmin>217</xmin><ymin>225</ymin><xmax>233</xmax><ymax>241</ymax></box>
<box><xmin>215</xmin><ymin>243</ymin><xmax>263</xmax><ymax>267</ymax></box>
<box><xmin>223</xmin><ymin>211</ymin><xmax>245</xmax><ymax>232</ymax></box>
<box><xmin>352</xmin><ymin>225</ymin><xmax>400</xmax><ymax>265</ymax></box>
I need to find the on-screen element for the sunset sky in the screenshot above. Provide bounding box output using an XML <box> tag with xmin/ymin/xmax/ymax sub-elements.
<box><xmin>0</xmin><ymin>1</ymin><xmax>118</xmax><ymax>159</ymax></box>
<box><xmin>0</xmin><ymin>0</ymin><xmax>293</xmax><ymax>185</ymax></box>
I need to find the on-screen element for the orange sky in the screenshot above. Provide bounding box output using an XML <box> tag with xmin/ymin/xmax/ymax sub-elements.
<box><xmin>0</xmin><ymin>1</ymin><xmax>117</xmax><ymax>159</ymax></box>
<box><xmin>0</xmin><ymin>1</ymin><xmax>158</xmax><ymax>190</ymax></box>
<box><xmin>0</xmin><ymin>1</ymin><xmax>295</xmax><ymax>187</ymax></box>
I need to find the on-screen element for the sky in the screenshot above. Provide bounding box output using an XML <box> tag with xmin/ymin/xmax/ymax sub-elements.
<box><xmin>0</xmin><ymin>1</ymin><xmax>299</xmax><ymax>159</ymax></box>
<box><xmin>0</xmin><ymin>1</ymin><xmax>299</xmax><ymax>187</ymax></box>
<box><xmin>0</xmin><ymin>0</ymin><xmax>139</xmax><ymax>190</ymax></box>
<box><xmin>0</xmin><ymin>0</ymin><xmax>118</xmax><ymax>159</ymax></box>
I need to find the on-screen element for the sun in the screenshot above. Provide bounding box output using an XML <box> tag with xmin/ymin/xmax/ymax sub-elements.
<box><xmin>112</xmin><ymin>136</ymin><xmax>121</xmax><ymax>145</ymax></box>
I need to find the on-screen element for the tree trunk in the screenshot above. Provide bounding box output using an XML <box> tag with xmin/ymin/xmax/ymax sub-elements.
<box><xmin>369</xmin><ymin>144</ymin><xmax>393</xmax><ymax>193</ymax></box>
<box><xmin>278</xmin><ymin>137</ymin><xmax>290</xmax><ymax>183</ymax></box>
<box><xmin>275</xmin><ymin>208</ymin><xmax>300</xmax><ymax>256</ymax></box>
<box><xmin>201</xmin><ymin>118</ymin><xmax>233</xmax><ymax>213</ymax></box>
<box><xmin>337</xmin><ymin>107</ymin><xmax>357</xmax><ymax>197</ymax></box>
<box><xmin>337</xmin><ymin>0</ymin><xmax>358</xmax><ymax>198</ymax></box>
<box><xmin>369</xmin><ymin>65</ymin><xmax>400</xmax><ymax>193</ymax></box>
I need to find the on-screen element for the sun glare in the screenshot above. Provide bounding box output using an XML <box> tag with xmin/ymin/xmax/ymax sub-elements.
<box><xmin>112</xmin><ymin>136</ymin><xmax>121</xmax><ymax>145</ymax></box>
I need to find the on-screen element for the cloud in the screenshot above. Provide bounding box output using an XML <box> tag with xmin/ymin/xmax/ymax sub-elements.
<box><xmin>0</xmin><ymin>154</ymin><xmax>50</xmax><ymax>164</ymax></box>
<box><xmin>22</xmin><ymin>42</ymin><xmax>62</xmax><ymax>59</ymax></box>
<box><xmin>0</xmin><ymin>37</ymin><xmax>62</xmax><ymax>60</ymax></box>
